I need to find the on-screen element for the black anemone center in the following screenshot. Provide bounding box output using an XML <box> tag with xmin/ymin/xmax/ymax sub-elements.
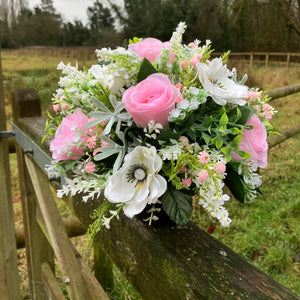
<box><xmin>126</xmin><ymin>164</ymin><xmax>148</xmax><ymax>186</ymax></box>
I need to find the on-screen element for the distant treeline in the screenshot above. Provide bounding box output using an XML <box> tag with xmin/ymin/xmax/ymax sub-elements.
<box><xmin>1</xmin><ymin>0</ymin><xmax>300</xmax><ymax>51</ymax></box>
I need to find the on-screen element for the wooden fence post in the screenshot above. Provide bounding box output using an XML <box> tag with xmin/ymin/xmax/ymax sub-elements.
<box><xmin>287</xmin><ymin>52</ymin><xmax>291</xmax><ymax>69</ymax></box>
<box><xmin>13</xmin><ymin>88</ymin><xmax>54</xmax><ymax>300</ymax></box>
<box><xmin>250</xmin><ymin>52</ymin><xmax>253</xmax><ymax>68</ymax></box>
<box><xmin>0</xmin><ymin>49</ymin><xmax>20</xmax><ymax>300</ymax></box>
<box><xmin>265</xmin><ymin>52</ymin><xmax>269</xmax><ymax>68</ymax></box>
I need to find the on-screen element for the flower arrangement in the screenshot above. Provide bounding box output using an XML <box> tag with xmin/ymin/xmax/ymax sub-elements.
<box><xmin>45</xmin><ymin>22</ymin><xmax>276</xmax><ymax>236</ymax></box>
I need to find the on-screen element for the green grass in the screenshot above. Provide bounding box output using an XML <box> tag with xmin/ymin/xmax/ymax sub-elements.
<box><xmin>3</xmin><ymin>49</ymin><xmax>300</xmax><ymax>298</ymax></box>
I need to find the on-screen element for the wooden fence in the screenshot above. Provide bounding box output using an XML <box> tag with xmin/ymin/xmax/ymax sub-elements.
<box><xmin>1</xmin><ymin>84</ymin><xmax>300</xmax><ymax>297</ymax></box>
<box><xmin>212</xmin><ymin>52</ymin><xmax>300</xmax><ymax>68</ymax></box>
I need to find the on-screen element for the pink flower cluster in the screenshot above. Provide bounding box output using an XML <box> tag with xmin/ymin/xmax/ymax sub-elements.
<box><xmin>50</xmin><ymin>108</ymin><xmax>96</xmax><ymax>162</ymax></box>
<box><xmin>128</xmin><ymin>38</ymin><xmax>175</xmax><ymax>63</ymax></box>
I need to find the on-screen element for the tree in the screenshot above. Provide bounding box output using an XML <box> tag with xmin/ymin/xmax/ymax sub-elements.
<box><xmin>87</xmin><ymin>0</ymin><xmax>117</xmax><ymax>45</ymax></box>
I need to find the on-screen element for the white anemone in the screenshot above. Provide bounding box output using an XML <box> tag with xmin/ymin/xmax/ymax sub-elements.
<box><xmin>197</xmin><ymin>58</ymin><xmax>248</xmax><ymax>106</ymax></box>
<box><xmin>104</xmin><ymin>146</ymin><xmax>167</xmax><ymax>218</ymax></box>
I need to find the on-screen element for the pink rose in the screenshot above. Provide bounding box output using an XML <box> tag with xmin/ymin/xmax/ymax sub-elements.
<box><xmin>50</xmin><ymin>108</ymin><xmax>96</xmax><ymax>162</ymax></box>
<box><xmin>231</xmin><ymin>114</ymin><xmax>268</xmax><ymax>168</ymax></box>
<box><xmin>128</xmin><ymin>38</ymin><xmax>175</xmax><ymax>63</ymax></box>
<box><xmin>122</xmin><ymin>73</ymin><xmax>179</xmax><ymax>128</ymax></box>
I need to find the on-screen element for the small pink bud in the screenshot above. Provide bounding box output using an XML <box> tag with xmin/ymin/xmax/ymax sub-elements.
<box><xmin>266</xmin><ymin>112</ymin><xmax>272</xmax><ymax>120</ymax></box>
<box><xmin>87</xmin><ymin>136</ymin><xmax>97</xmax><ymax>150</ymax></box>
<box><xmin>85</xmin><ymin>162</ymin><xmax>96</xmax><ymax>174</ymax></box>
<box><xmin>182</xmin><ymin>178</ymin><xmax>192</xmax><ymax>187</ymax></box>
<box><xmin>198</xmin><ymin>151</ymin><xmax>210</xmax><ymax>164</ymax></box>
<box><xmin>61</xmin><ymin>103</ymin><xmax>70</xmax><ymax>110</ymax></box>
<box><xmin>188</xmin><ymin>42</ymin><xmax>195</xmax><ymax>48</ymax></box>
<box><xmin>179</xmin><ymin>136</ymin><xmax>189</xmax><ymax>147</ymax></box>
<box><xmin>93</xmin><ymin>148</ymin><xmax>101</xmax><ymax>156</ymax></box>
<box><xmin>190</xmin><ymin>57</ymin><xmax>199</xmax><ymax>66</ymax></box>
<box><xmin>215</xmin><ymin>162</ymin><xmax>226</xmax><ymax>174</ymax></box>
<box><xmin>179</xmin><ymin>166</ymin><xmax>186</xmax><ymax>174</ymax></box>
<box><xmin>194</xmin><ymin>53</ymin><xmax>202</xmax><ymax>60</ymax></box>
<box><xmin>198</xmin><ymin>170</ymin><xmax>209</xmax><ymax>183</ymax></box>
<box><xmin>176</xmin><ymin>83</ymin><xmax>182</xmax><ymax>89</ymax></box>
<box><xmin>180</xmin><ymin>61</ymin><xmax>188</xmax><ymax>68</ymax></box>
<box><xmin>263</xmin><ymin>104</ymin><xmax>271</xmax><ymax>112</ymax></box>
<box><xmin>53</xmin><ymin>104</ymin><xmax>60</xmax><ymax>112</ymax></box>
<box><xmin>176</xmin><ymin>95</ymin><xmax>183</xmax><ymax>103</ymax></box>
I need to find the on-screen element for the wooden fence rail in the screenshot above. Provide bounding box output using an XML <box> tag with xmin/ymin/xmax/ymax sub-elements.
<box><xmin>212</xmin><ymin>52</ymin><xmax>300</xmax><ymax>68</ymax></box>
<box><xmin>8</xmin><ymin>88</ymin><xmax>299</xmax><ymax>299</ymax></box>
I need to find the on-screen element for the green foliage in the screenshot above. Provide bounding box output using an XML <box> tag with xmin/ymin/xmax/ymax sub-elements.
<box><xmin>161</xmin><ymin>187</ymin><xmax>193</xmax><ymax>225</ymax></box>
<box><xmin>136</xmin><ymin>58</ymin><xmax>157</xmax><ymax>82</ymax></box>
<box><xmin>86</xmin><ymin>201</ymin><xmax>115</xmax><ymax>246</ymax></box>
<box><xmin>223</xmin><ymin>163</ymin><xmax>245</xmax><ymax>203</ymax></box>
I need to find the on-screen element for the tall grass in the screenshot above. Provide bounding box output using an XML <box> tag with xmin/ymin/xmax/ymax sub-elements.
<box><xmin>3</xmin><ymin>48</ymin><xmax>300</xmax><ymax>298</ymax></box>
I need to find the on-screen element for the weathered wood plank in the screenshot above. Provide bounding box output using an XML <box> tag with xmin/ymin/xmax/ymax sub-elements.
<box><xmin>13</xmin><ymin>87</ymin><xmax>54</xmax><ymax>299</ymax></box>
<box><xmin>25</xmin><ymin>155</ymin><xmax>109</xmax><ymax>300</ymax></box>
<box><xmin>17</xmin><ymin>113</ymin><xmax>300</xmax><ymax>300</ymax></box>
<box><xmin>41</xmin><ymin>262</ymin><xmax>65</xmax><ymax>300</ymax></box>
<box><xmin>74</xmin><ymin>194</ymin><xmax>300</xmax><ymax>300</ymax></box>
<box><xmin>268</xmin><ymin>123</ymin><xmax>300</xmax><ymax>148</ymax></box>
<box><xmin>268</xmin><ymin>83</ymin><xmax>300</xmax><ymax>100</ymax></box>
<box><xmin>16</xmin><ymin>144</ymin><xmax>54</xmax><ymax>300</ymax></box>
<box><xmin>15</xmin><ymin>216</ymin><xmax>86</xmax><ymax>249</ymax></box>
<box><xmin>0</xmin><ymin>49</ymin><xmax>20</xmax><ymax>300</ymax></box>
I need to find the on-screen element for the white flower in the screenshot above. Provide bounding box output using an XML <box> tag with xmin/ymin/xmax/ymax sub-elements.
<box><xmin>104</xmin><ymin>146</ymin><xmax>167</xmax><ymax>218</ymax></box>
<box><xmin>197</xmin><ymin>58</ymin><xmax>248</xmax><ymax>106</ymax></box>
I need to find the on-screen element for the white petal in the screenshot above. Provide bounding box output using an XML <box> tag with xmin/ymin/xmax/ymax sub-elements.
<box><xmin>104</xmin><ymin>173</ymin><xmax>135</xmax><ymax>203</ymax></box>
<box><xmin>147</xmin><ymin>174</ymin><xmax>167</xmax><ymax>204</ymax></box>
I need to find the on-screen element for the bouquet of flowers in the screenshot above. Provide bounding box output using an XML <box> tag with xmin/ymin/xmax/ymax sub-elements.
<box><xmin>45</xmin><ymin>22</ymin><xmax>276</xmax><ymax>234</ymax></box>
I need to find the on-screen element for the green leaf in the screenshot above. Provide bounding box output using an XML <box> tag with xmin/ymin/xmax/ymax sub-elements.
<box><xmin>237</xmin><ymin>106</ymin><xmax>256</xmax><ymax>125</ymax></box>
<box><xmin>137</xmin><ymin>58</ymin><xmax>157</xmax><ymax>82</ymax></box>
<box><xmin>161</xmin><ymin>188</ymin><xmax>193</xmax><ymax>225</ymax></box>
<box><xmin>221</xmin><ymin>146</ymin><xmax>232</xmax><ymax>162</ymax></box>
<box><xmin>202</xmin><ymin>132</ymin><xmax>211</xmax><ymax>145</ymax></box>
<box><xmin>219</xmin><ymin>112</ymin><xmax>228</xmax><ymax>127</ymax></box>
<box><xmin>223</xmin><ymin>164</ymin><xmax>245</xmax><ymax>203</ymax></box>
<box><xmin>157</xmin><ymin>127</ymin><xmax>181</xmax><ymax>142</ymax></box>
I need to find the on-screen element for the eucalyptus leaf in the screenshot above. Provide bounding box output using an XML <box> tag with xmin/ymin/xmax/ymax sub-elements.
<box><xmin>161</xmin><ymin>188</ymin><xmax>193</xmax><ymax>225</ymax></box>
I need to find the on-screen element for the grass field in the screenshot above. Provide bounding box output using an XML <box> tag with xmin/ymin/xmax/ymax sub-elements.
<box><xmin>2</xmin><ymin>47</ymin><xmax>300</xmax><ymax>298</ymax></box>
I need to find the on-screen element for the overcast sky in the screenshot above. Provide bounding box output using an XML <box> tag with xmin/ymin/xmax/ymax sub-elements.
<box><xmin>27</xmin><ymin>0</ymin><xmax>96</xmax><ymax>25</ymax></box>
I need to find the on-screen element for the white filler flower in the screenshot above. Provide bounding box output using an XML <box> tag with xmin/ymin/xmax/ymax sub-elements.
<box><xmin>197</xmin><ymin>57</ymin><xmax>248</xmax><ymax>106</ymax></box>
<box><xmin>104</xmin><ymin>146</ymin><xmax>167</xmax><ymax>218</ymax></box>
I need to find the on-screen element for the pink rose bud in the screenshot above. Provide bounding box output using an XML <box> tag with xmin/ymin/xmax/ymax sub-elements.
<box><xmin>176</xmin><ymin>83</ymin><xmax>182</xmax><ymax>89</ymax></box>
<box><xmin>231</xmin><ymin>114</ymin><xmax>268</xmax><ymax>168</ymax></box>
<box><xmin>122</xmin><ymin>73</ymin><xmax>179</xmax><ymax>128</ymax></box>
<box><xmin>188</xmin><ymin>42</ymin><xmax>195</xmax><ymax>48</ymax></box>
<box><xmin>128</xmin><ymin>38</ymin><xmax>175</xmax><ymax>63</ymax></box>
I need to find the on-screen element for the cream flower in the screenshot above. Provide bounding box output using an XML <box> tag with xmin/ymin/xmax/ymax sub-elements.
<box><xmin>104</xmin><ymin>146</ymin><xmax>167</xmax><ymax>218</ymax></box>
<box><xmin>197</xmin><ymin>58</ymin><xmax>248</xmax><ymax>106</ymax></box>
